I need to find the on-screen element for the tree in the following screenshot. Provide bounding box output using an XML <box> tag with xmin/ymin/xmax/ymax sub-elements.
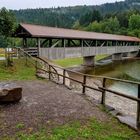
<box><xmin>0</xmin><ymin>7</ymin><xmax>16</xmax><ymax>36</ymax></box>
<box><xmin>102</xmin><ymin>17</ymin><xmax>120</xmax><ymax>34</ymax></box>
<box><xmin>0</xmin><ymin>7</ymin><xmax>16</xmax><ymax>48</ymax></box>
<box><xmin>128</xmin><ymin>14</ymin><xmax>140</xmax><ymax>37</ymax></box>
<box><xmin>129</xmin><ymin>14</ymin><xmax>140</xmax><ymax>30</ymax></box>
<box><xmin>86</xmin><ymin>21</ymin><xmax>102</xmax><ymax>32</ymax></box>
<box><xmin>79</xmin><ymin>10</ymin><xmax>102</xmax><ymax>26</ymax></box>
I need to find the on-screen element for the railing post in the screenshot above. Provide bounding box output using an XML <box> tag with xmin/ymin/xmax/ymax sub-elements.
<box><xmin>49</xmin><ymin>65</ymin><xmax>51</xmax><ymax>80</ymax></box>
<box><xmin>63</xmin><ymin>69</ymin><xmax>66</xmax><ymax>85</ymax></box>
<box><xmin>82</xmin><ymin>75</ymin><xmax>87</xmax><ymax>94</ymax></box>
<box><xmin>137</xmin><ymin>84</ymin><xmax>140</xmax><ymax>130</ymax></box>
<box><xmin>25</xmin><ymin>54</ymin><xmax>27</xmax><ymax>66</ymax></box>
<box><xmin>17</xmin><ymin>48</ymin><xmax>20</xmax><ymax>59</ymax></box>
<box><xmin>101</xmin><ymin>78</ymin><xmax>106</xmax><ymax>105</ymax></box>
<box><xmin>35</xmin><ymin>60</ymin><xmax>38</xmax><ymax>72</ymax></box>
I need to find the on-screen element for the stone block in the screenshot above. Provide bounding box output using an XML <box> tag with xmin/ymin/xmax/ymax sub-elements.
<box><xmin>0</xmin><ymin>83</ymin><xmax>22</xmax><ymax>103</ymax></box>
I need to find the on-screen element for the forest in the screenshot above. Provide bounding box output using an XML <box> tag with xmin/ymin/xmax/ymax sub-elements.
<box><xmin>0</xmin><ymin>0</ymin><xmax>140</xmax><ymax>47</ymax></box>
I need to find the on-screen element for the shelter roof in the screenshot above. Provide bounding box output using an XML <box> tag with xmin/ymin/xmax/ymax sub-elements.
<box><xmin>14</xmin><ymin>23</ymin><xmax>140</xmax><ymax>42</ymax></box>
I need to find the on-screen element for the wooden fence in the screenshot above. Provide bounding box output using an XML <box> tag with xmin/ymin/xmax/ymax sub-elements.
<box><xmin>16</xmin><ymin>47</ymin><xmax>140</xmax><ymax>131</ymax></box>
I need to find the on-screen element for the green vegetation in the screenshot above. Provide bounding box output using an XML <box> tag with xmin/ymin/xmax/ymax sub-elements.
<box><xmin>16</xmin><ymin>123</ymin><xmax>25</xmax><ymax>129</ymax></box>
<box><xmin>12</xmin><ymin>0</ymin><xmax>140</xmax><ymax>29</ymax></box>
<box><xmin>0</xmin><ymin>7</ymin><xmax>16</xmax><ymax>48</ymax></box>
<box><xmin>54</xmin><ymin>55</ymin><xmax>108</xmax><ymax>67</ymax></box>
<box><xmin>0</xmin><ymin>59</ymin><xmax>37</xmax><ymax>81</ymax></box>
<box><xmin>1</xmin><ymin>118</ymin><xmax>139</xmax><ymax>140</ymax></box>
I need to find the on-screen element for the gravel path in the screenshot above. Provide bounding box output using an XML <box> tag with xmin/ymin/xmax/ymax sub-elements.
<box><xmin>0</xmin><ymin>80</ymin><xmax>111</xmax><ymax>136</ymax></box>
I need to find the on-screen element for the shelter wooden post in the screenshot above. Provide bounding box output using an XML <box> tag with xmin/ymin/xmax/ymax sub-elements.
<box><xmin>23</xmin><ymin>38</ymin><xmax>27</xmax><ymax>48</ymax></box>
<box><xmin>67</xmin><ymin>39</ymin><xmax>70</xmax><ymax>47</ymax></box>
<box><xmin>37</xmin><ymin>38</ymin><xmax>41</xmax><ymax>57</ymax></box>
<box><xmin>137</xmin><ymin>84</ymin><xmax>140</xmax><ymax>130</ymax></box>
<box><xmin>49</xmin><ymin>39</ymin><xmax>52</xmax><ymax>47</ymax></box>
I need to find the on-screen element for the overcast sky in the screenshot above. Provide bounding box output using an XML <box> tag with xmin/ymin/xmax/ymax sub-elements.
<box><xmin>0</xmin><ymin>0</ymin><xmax>125</xmax><ymax>10</ymax></box>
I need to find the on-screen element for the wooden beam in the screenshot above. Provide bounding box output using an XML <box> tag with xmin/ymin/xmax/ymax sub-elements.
<box><xmin>37</xmin><ymin>38</ymin><xmax>41</xmax><ymax>57</ymax></box>
<box><xmin>84</xmin><ymin>40</ymin><xmax>90</xmax><ymax>47</ymax></box>
<box><xmin>23</xmin><ymin>38</ymin><xmax>27</xmax><ymax>48</ymax></box>
<box><xmin>49</xmin><ymin>39</ymin><xmax>52</xmax><ymax>47</ymax></box>
<box><xmin>51</xmin><ymin>40</ymin><xmax>60</xmax><ymax>48</ymax></box>
<box><xmin>68</xmin><ymin>40</ymin><xmax>71</xmax><ymax>47</ymax></box>
<box><xmin>71</xmin><ymin>40</ymin><xmax>77</xmax><ymax>46</ymax></box>
<box><xmin>41</xmin><ymin>39</ymin><xmax>49</xmax><ymax>47</ymax></box>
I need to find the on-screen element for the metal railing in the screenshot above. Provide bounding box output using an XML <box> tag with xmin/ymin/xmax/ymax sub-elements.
<box><xmin>15</xmin><ymin>47</ymin><xmax>140</xmax><ymax>130</ymax></box>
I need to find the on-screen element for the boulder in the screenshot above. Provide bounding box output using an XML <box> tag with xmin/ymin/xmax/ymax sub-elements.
<box><xmin>0</xmin><ymin>82</ymin><xmax>22</xmax><ymax>103</ymax></box>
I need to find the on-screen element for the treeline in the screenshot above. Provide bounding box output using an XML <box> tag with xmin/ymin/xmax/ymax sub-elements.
<box><xmin>12</xmin><ymin>0</ymin><xmax>140</xmax><ymax>28</ymax></box>
<box><xmin>73</xmin><ymin>9</ymin><xmax>140</xmax><ymax>37</ymax></box>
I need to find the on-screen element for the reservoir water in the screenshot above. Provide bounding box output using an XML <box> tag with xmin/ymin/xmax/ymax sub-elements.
<box><xmin>87</xmin><ymin>59</ymin><xmax>140</xmax><ymax>97</ymax></box>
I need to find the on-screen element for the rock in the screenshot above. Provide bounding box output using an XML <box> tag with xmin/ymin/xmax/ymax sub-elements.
<box><xmin>0</xmin><ymin>82</ymin><xmax>22</xmax><ymax>103</ymax></box>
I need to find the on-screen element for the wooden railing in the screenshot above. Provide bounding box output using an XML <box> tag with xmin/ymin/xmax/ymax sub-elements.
<box><xmin>15</xmin><ymin>47</ymin><xmax>140</xmax><ymax>130</ymax></box>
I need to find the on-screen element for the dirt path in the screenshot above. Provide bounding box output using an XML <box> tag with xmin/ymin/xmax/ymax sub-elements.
<box><xmin>0</xmin><ymin>80</ymin><xmax>111</xmax><ymax>136</ymax></box>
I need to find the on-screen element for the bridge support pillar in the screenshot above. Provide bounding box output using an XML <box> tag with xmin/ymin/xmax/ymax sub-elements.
<box><xmin>112</xmin><ymin>53</ymin><xmax>123</xmax><ymax>61</ymax></box>
<box><xmin>136</xmin><ymin>49</ymin><xmax>140</xmax><ymax>57</ymax></box>
<box><xmin>83</xmin><ymin>56</ymin><xmax>95</xmax><ymax>67</ymax></box>
<box><xmin>127</xmin><ymin>51</ymin><xmax>138</xmax><ymax>58</ymax></box>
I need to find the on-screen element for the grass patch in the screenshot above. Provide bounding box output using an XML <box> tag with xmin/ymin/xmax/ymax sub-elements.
<box><xmin>16</xmin><ymin>123</ymin><xmax>25</xmax><ymax>129</ymax></box>
<box><xmin>0</xmin><ymin>59</ymin><xmax>37</xmax><ymax>81</ymax></box>
<box><xmin>0</xmin><ymin>54</ymin><xmax>5</xmax><ymax>57</ymax></box>
<box><xmin>54</xmin><ymin>54</ymin><xmax>108</xmax><ymax>67</ymax></box>
<box><xmin>1</xmin><ymin>118</ymin><xmax>139</xmax><ymax>140</ymax></box>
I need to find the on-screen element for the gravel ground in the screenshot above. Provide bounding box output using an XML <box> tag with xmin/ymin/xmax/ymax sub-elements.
<box><xmin>0</xmin><ymin>80</ymin><xmax>111</xmax><ymax>136</ymax></box>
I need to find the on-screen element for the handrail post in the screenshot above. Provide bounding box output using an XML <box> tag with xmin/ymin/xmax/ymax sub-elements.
<box><xmin>25</xmin><ymin>54</ymin><xmax>27</xmax><ymax>66</ymax></box>
<box><xmin>82</xmin><ymin>75</ymin><xmax>87</xmax><ymax>94</ymax></box>
<box><xmin>101</xmin><ymin>78</ymin><xmax>106</xmax><ymax>105</ymax></box>
<box><xmin>63</xmin><ymin>69</ymin><xmax>66</xmax><ymax>85</ymax></box>
<box><xmin>18</xmin><ymin>48</ymin><xmax>21</xmax><ymax>59</ymax></box>
<box><xmin>137</xmin><ymin>84</ymin><xmax>140</xmax><ymax>130</ymax></box>
<box><xmin>35</xmin><ymin>60</ymin><xmax>38</xmax><ymax>72</ymax></box>
<box><xmin>49</xmin><ymin>65</ymin><xmax>51</xmax><ymax>80</ymax></box>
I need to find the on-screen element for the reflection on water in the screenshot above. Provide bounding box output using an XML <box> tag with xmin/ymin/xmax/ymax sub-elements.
<box><xmin>87</xmin><ymin>60</ymin><xmax>140</xmax><ymax>97</ymax></box>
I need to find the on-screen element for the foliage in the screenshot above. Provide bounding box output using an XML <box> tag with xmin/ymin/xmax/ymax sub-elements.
<box><xmin>129</xmin><ymin>14</ymin><xmax>140</xmax><ymax>30</ymax></box>
<box><xmin>0</xmin><ymin>7</ymin><xmax>16</xmax><ymax>36</ymax></box>
<box><xmin>12</xmin><ymin>0</ymin><xmax>140</xmax><ymax>29</ymax></box>
<box><xmin>86</xmin><ymin>21</ymin><xmax>102</xmax><ymax>32</ymax></box>
<box><xmin>128</xmin><ymin>14</ymin><xmax>140</xmax><ymax>37</ymax></box>
<box><xmin>79</xmin><ymin>10</ymin><xmax>102</xmax><ymax>26</ymax></box>
<box><xmin>102</xmin><ymin>17</ymin><xmax>120</xmax><ymax>34</ymax></box>
<box><xmin>0</xmin><ymin>7</ymin><xmax>16</xmax><ymax>48</ymax></box>
<box><xmin>73</xmin><ymin>10</ymin><xmax>140</xmax><ymax>36</ymax></box>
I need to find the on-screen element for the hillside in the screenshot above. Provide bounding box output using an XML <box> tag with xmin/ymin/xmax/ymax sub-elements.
<box><xmin>12</xmin><ymin>0</ymin><xmax>140</xmax><ymax>28</ymax></box>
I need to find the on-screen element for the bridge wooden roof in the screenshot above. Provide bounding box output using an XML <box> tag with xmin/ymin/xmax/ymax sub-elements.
<box><xmin>14</xmin><ymin>23</ymin><xmax>140</xmax><ymax>42</ymax></box>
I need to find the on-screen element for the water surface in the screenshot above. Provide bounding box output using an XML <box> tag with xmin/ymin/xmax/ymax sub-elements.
<box><xmin>87</xmin><ymin>60</ymin><xmax>140</xmax><ymax>97</ymax></box>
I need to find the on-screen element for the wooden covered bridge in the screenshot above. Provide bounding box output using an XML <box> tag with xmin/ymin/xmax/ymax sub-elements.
<box><xmin>14</xmin><ymin>23</ymin><xmax>140</xmax><ymax>66</ymax></box>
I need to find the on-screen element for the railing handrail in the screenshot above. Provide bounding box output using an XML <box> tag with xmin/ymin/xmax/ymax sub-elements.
<box><xmin>15</xmin><ymin>46</ymin><xmax>140</xmax><ymax>129</ymax></box>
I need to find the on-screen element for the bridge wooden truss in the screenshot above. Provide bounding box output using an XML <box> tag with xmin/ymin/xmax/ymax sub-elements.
<box><xmin>13</xmin><ymin>23</ymin><xmax>140</xmax><ymax>65</ymax></box>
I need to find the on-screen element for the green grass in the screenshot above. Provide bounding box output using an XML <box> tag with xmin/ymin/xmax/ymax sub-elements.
<box><xmin>54</xmin><ymin>54</ymin><xmax>108</xmax><ymax>67</ymax></box>
<box><xmin>16</xmin><ymin>123</ymin><xmax>25</xmax><ymax>129</ymax></box>
<box><xmin>0</xmin><ymin>59</ymin><xmax>37</xmax><ymax>81</ymax></box>
<box><xmin>0</xmin><ymin>54</ymin><xmax>5</xmax><ymax>57</ymax></box>
<box><xmin>1</xmin><ymin>118</ymin><xmax>139</xmax><ymax>140</ymax></box>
